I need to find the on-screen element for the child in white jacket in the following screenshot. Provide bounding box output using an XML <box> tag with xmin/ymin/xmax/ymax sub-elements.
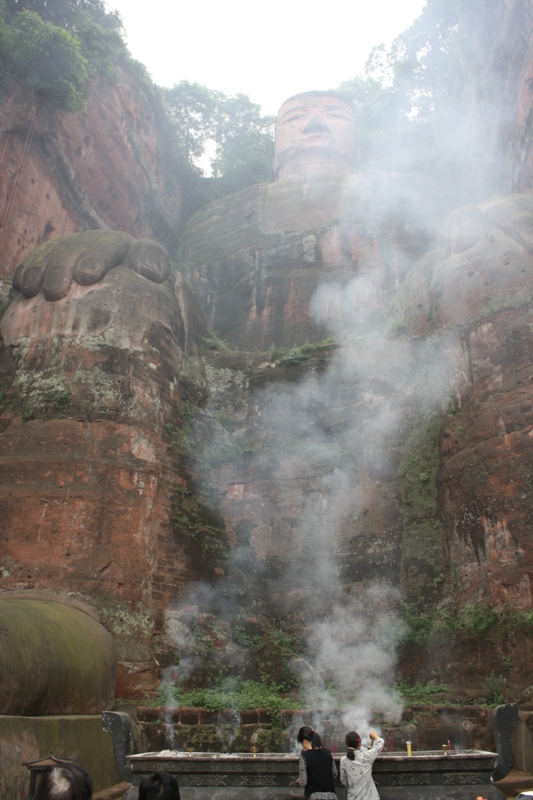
<box><xmin>340</xmin><ymin>731</ymin><xmax>384</xmax><ymax>800</ymax></box>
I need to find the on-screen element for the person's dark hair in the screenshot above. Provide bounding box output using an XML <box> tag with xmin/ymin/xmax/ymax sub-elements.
<box><xmin>139</xmin><ymin>771</ymin><xmax>180</xmax><ymax>800</ymax></box>
<box><xmin>345</xmin><ymin>731</ymin><xmax>361</xmax><ymax>761</ymax></box>
<box><xmin>297</xmin><ymin>725</ymin><xmax>322</xmax><ymax>748</ymax></box>
<box><xmin>35</xmin><ymin>765</ymin><xmax>93</xmax><ymax>800</ymax></box>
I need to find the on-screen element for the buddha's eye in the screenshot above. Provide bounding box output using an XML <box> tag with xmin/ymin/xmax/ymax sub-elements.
<box><xmin>284</xmin><ymin>113</ymin><xmax>306</xmax><ymax>123</ymax></box>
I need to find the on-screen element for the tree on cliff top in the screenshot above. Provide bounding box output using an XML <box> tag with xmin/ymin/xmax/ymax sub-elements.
<box><xmin>164</xmin><ymin>81</ymin><xmax>217</xmax><ymax>164</ymax></box>
<box><xmin>337</xmin><ymin>0</ymin><xmax>511</xmax><ymax>204</ymax></box>
<box><xmin>4</xmin><ymin>0</ymin><xmax>122</xmax><ymax>31</ymax></box>
<box><xmin>164</xmin><ymin>81</ymin><xmax>274</xmax><ymax>190</ymax></box>
<box><xmin>210</xmin><ymin>92</ymin><xmax>275</xmax><ymax>186</ymax></box>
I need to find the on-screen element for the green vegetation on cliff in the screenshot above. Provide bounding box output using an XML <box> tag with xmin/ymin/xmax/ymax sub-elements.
<box><xmin>268</xmin><ymin>337</ymin><xmax>337</xmax><ymax>365</ymax></box>
<box><xmin>0</xmin><ymin>0</ymin><xmax>124</xmax><ymax>109</ymax></box>
<box><xmin>156</xmin><ymin>676</ymin><xmax>295</xmax><ymax>718</ymax></box>
<box><xmin>4</xmin><ymin>0</ymin><xmax>121</xmax><ymax>29</ymax></box>
<box><xmin>336</xmin><ymin>0</ymin><xmax>515</xmax><ymax>204</ymax></box>
<box><xmin>398</xmin><ymin>599</ymin><xmax>533</xmax><ymax>703</ymax></box>
<box><xmin>0</xmin><ymin>1</ymin><xmax>274</xmax><ymax>200</ymax></box>
<box><xmin>398</xmin><ymin>411</ymin><xmax>443</xmax><ymax>601</ymax></box>
<box><xmin>164</xmin><ymin>80</ymin><xmax>275</xmax><ymax>190</ymax></box>
<box><xmin>172</xmin><ymin>483</ymin><xmax>229</xmax><ymax>568</ymax></box>
<box><xmin>401</xmin><ymin>600</ymin><xmax>533</xmax><ymax>647</ymax></box>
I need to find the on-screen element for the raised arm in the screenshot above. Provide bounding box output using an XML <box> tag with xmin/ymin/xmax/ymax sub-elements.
<box><xmin>366</xmin><ymin>733</ymin><xmax>384</xmax><ymax>762</ymax></box>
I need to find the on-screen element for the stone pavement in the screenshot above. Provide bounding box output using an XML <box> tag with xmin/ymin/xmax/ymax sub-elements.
<box><xmin>495</xmin><ymin>769</ymin><xmax>533</xmax><ymax>798</ymax></box>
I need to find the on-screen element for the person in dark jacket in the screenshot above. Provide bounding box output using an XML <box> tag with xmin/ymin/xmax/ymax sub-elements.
<box><xmin>297</xmin><ymin>725</ymin><xmax>338</xmax><ymax>799</ymax></box>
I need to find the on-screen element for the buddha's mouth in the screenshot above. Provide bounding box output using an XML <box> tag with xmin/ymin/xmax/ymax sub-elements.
<box><xmin>300</xmin><ymin>135</ymin><xmax>335</xmax><ymax>145</ymax></box>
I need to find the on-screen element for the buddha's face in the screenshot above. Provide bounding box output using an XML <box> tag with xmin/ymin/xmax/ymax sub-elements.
<box><xmin>274</xmin><ymin>94</ymin><xmax>358</xmax><ymax>180</ymax></box>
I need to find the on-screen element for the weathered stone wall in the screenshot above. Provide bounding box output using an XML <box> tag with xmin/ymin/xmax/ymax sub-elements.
<box><xmin>0</xmin><ymin>715</ymin><xmax>121</xmax><ymax>799</ymax></box>
<box><xmin>0</xmin><ymin>67</ymin><xmax>191</xmax><ymax>277</ymax></box>
<box><xmin>135</xmin><ymin>704</ymin><xmax>496</xmax><ymax>754</ymax></box>
<box><xmin>504</xmin><ymin>1</ymin><xmax>533</xmax><ymax>191</ymax></box>
<box><xmin>391</xmin><ymin>200</ymin><xmax>533</xmax><ymax>694</ymax></box>
<box><xmin>398</xmin><ymin>223</ymin><xmax>533</xmax><ymax>612</ymax></box>
<box><xmin>180</xmin><ymin>172</ymin><xmax>440</xmax><ymax>349</ymax></box>
<box><xmin>0</xmin><ymin>266</ymin><xmax>212</xmax><ymax>696</ymax></box>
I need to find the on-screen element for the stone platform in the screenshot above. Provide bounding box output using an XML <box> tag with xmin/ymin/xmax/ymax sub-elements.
<box><xmin>125</xmin><ymin>749</ymin><xmax>504</xmax><ymax>800</ymax></box>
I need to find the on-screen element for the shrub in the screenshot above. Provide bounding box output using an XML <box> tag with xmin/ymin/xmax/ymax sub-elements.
<box><xmin>0</xmin><ymin>8</ymin><xmax>89</xmax><ymax>110</ymax></box>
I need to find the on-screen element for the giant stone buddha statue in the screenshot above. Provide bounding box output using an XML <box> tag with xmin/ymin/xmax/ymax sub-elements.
<box><xmin>180</xmin><ymin>91</ymin><xmax>444</xmax><ymax>348</ymax></box>
<box><xmin>3</xmin><ymin>90</ymin><xmax>533</xmax><ymax>696</ymax></box>
<box><xmin>6</xmin><ymin>91</ymin><xmax>442</xmax><ymax>349</ymax></box>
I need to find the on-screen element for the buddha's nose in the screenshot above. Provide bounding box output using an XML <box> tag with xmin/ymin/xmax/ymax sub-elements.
<box><xmin>302</xmin><ymin>115</ymin><xmax>330</xmax><ymax>134</ymax></box>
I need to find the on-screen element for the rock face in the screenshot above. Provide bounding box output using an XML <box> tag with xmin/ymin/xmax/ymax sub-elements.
<box><xmin>6</xmin><ymin>173</ymin><xmax>533</xmax><ymax>701</ymax></box>
<box><xmin>0</xmin><ymin>166</ymin><xmax>442</xmax><ymax>699</ymax></box>
<box><xmin>390</xmin><ymin>201</ymin><xmax>533</xmax><ymax>695</ymax></box>
<box><xmin>399</xmin><ymin>218</ymin><xmax>533</xmax><ymax>612</ymax></box>
<box><xmin>0</xmin><ymin>67</ymin><xmax>190</xmax><ymax>277</ymax></box>
<box><xmin>0</xmin><ymin>264</ymin><xmax>211</xmax><ymax>695</ymax></box>
<box><xmin>181</xmin><ymin>172</ymin><xmax>440</xmax><ymax>349</ymax></box>
<box><xmin>504</xmin><ymin>1</ymin><xmax>533</xmax><ymax>192</ymax></box>
<box><xmin>175</xmin><ymin>171</ymin><xmax>533</xmax><ymax>697</ymax></box>
<box><xmin>202</xmin><ymin>341</ymin><xmax>415</xmax><ymax>596</ymax></box>
<box><xmin>170</xmin><ymin>170</ymin><xmax>449</xmax><ymax>693</ymax></box>
<box><xmin>4</xmin><ymin>2</ymin><xmax>533</xmax><ymax>706</ymax></box>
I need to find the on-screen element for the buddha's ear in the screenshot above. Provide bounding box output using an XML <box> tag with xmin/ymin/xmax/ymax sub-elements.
<box><xmin>481</xmin><ymin>195</ymin><xmax>533</xmax><ymax>255</ymax></box>
<box><xmin>352</xmin><ymin>143</ymin><xmax>362</xmax><ymax>172</ymax></box>
<box><xmin>445</xmin><ymin>205</ymin><xmax>488</xmax><ymax>254</ymax></box>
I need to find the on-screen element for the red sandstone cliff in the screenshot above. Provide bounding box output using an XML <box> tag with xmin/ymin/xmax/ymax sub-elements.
<box><xmin>3</xmin><ymin>0</ymin><xmax>533</xmax><ymax>706</ymax></box>
<box><xmin>0</xmin><ymin>265</ymin><xmax>212</xmax><ymax>696</ymax></box>
<box><xmin>501</xmin><ymin>1</ymin><xmax>533</xmax><ymax>190</ymax></box>
<box><xmin>0</xmin><ymin>66</ymin><xmax>191</xmax><ymax>277</ymax></box>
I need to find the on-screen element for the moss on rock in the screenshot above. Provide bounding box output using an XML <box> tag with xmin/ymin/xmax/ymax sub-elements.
<box><xmin>398</xmin><ymin>412</ymin><xmax>443</xmax><ymax>602</ymax></box>
<box><xmin>0</xmin><ymin>598</ymin><xmax>116</xmax><ymax>714</ymax></box>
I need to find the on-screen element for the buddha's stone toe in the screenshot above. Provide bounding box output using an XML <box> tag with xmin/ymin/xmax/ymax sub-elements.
<box><xmin>129</xmin><ymin>237</ymin><xmax>170</xmax><ymax>283</ymax></box>
<box><xmin>74</xmin><ymin>231</ymin><xmax>132</xmax><ymax>284</ymax></box>
<box><xmin>20</xmin><ymin>262</ymin><xmax>46</xmax><ymax>297</ymax></box>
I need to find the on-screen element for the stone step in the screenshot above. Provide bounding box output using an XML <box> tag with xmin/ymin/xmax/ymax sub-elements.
<box><xmin>495</xmin><ymin>769</ymin><xmax>533</xmax><ymax>799</ymax></box>
<box><xmin>93</xmin><ymin>781</ymin><xmax>131</xmax><ymax>800</ymax></box>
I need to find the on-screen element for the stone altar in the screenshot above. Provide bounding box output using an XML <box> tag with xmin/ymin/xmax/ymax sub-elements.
<box><xmin>124</xmin><ymin>749</ymin><xmax>503</xmax><ymax>800</ymax></box>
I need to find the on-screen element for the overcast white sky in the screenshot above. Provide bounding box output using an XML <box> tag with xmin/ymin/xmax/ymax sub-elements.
<box><xmin>107</xmin><ymin>0</ymin><xmax>426</xmax><ymax>116</ymax></box>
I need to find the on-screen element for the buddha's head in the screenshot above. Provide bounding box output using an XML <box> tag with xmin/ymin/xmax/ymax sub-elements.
<box><xmin>274</xmin><ymin>92</ymin><xmax>359</xmax><ymax>181</ymax></box>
